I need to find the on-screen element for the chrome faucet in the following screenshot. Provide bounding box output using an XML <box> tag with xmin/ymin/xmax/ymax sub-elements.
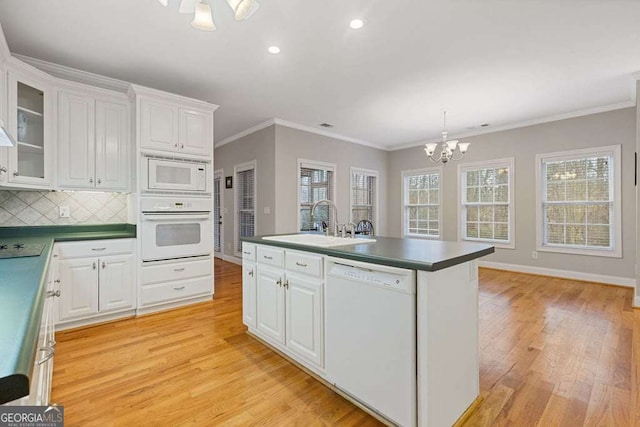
<box><xmin>348</xmin><ymin>222</ymin><xmax>357</xmax><ymax>238</ymax></box>
<box><xmin>310</xmin><ymin>199</ymin><xmax>339</xmax><ymax>236</ymax></box>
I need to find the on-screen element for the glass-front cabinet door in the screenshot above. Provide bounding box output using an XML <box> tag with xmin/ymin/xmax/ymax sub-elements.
<box><xmin>6</xmin><ymin>69</ymin><xmax>53</xmax><ymax>187</ymax></box>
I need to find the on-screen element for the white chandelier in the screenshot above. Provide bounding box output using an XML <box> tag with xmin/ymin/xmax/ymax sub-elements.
<box><xmin>158</xmin><ymin>0</ymin><xmax>260</xmax><ymax>31</ymax></box>
<box><xmin>424</xmin><ymin>111</ymin><xmax>470</xmax><ymax>164</ymax></box>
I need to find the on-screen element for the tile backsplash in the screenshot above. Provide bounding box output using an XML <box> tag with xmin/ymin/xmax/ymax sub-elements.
<box><xmin>0</xmin><ymin>191</ymin><xmax>128</xmax><ymax>227</ymax></box>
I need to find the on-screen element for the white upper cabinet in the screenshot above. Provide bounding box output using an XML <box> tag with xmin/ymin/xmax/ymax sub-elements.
<box><xmin>130</xmin><ymin>84</ymin><xmax>217</xmax><ymax>159</ymax></box>
<box><xmin>57</xmin><ymin>85</ymin><xmax>130</xmax><ymax>192</ymax></box>
<box><xmin>0</xmin><ymin>64</ymin><xmax>8</xmax><ymax>184</ymax></box>
<box><xmin>6</xmin><ymin>66</ymin><xmax>54</xmax><ymax>188</ymax></box>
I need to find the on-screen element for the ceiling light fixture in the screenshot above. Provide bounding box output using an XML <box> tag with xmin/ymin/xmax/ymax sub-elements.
<box><xmin>424</xmin><ymin>111</ymin><xmax>470</xmax><ymax>164</ymax></box>
<box><xmin>349</xmin><ymin>19</ymin><xmax>365</xmax><ymax>29</ymax></box>
<box><xmin>159</xmin><ymin>0</ymin><xmax>260</xmax><ymax>31</ymax></box>
<box><xmin>268</xmin><ymin>46</ymin><xmax>280</xmax><ymax>54</ymax></box>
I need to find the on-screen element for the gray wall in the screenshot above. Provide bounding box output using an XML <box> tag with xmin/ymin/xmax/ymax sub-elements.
<box><xmin>273</xmin><ymin>125</ymin><xmax>389</xmax><ymax>236</ymax></box>
<box><xmin>389</xmin><ymin>108</ymin><xmax>637</xmax><ymax>280</ymax></box>
<box><xmin>214</xmin><ymin>125</ymin><xmax>276</xmax><ymax>258</ymax></box>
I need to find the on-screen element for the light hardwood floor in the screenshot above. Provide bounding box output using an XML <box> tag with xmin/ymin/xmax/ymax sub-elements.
<box><xmin>51</xmin><ymin>261</ymin><xmax>640</xmax><ymax>426</ymax></box>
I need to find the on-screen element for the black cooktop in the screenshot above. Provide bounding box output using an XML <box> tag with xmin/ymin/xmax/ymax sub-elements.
<box><xmin>0</xmin><ymin>242</ymin><xmax>46</xmax><ymax>259</ymax></box>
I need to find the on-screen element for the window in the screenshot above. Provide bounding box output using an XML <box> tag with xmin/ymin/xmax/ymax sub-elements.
<box><xmin>459</xmin><ymin>158</ymin><xmax>514</xmax><ymax>248</ymax></box>
<box><xmin>536</xmin><ymin>145</ymin><xmax>621</xmax><ymax>257</ymax></box>
<box><xmin>402</xmin><ymin>168</ymin><xmax>441</xmax><ymax>238</ymax></box>
<box><xmin>298</xmin><ymin>159</ymin><xmax>336</xmax><ymax>232</ymax></box>
<box><xmin>351</xmin><ymin>168</ymin><xmax>378</xmax><ymax>226</ymax></box>
<box><xmin>234</xmin><ymin>161</ymin><xmax>256</xmax><ymax>255</ymax></box>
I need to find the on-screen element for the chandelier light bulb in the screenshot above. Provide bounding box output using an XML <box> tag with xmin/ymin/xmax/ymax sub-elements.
<box><xmin>192</xmin><ymin>0</ymin><xmax>216</xmax><ymax>31</ymax></box>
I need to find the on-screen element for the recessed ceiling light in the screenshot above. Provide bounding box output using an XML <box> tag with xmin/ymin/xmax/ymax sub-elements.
<box><xmin>349</xmin><ymin>19</ymin><xmax>365</xmax><ymax>30</ymax></box>
<box><xmin>268</xmin><ymin>46</ymin><xmax>280</xmax><ymax>54</ymax></box>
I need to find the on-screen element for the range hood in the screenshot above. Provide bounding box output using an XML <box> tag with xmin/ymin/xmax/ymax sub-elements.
<box><xmin>0</xmin><ymin>120</ymin><xmax>16</xmax><ymax>147</ymax></box>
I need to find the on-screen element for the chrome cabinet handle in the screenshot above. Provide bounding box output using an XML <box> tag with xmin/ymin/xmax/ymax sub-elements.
<box><xmin>92</xmin><ymin>262</ymin><xmax>96</xmax><ymax>270</ymax></box>
<box><xmin>276</xmin><ymin>278</ymin><xmax>282</xmax><ymax>287</ymax></box>
<box><xmin>174</xmin><ymin>267</ymin><xmax>185</xmax><ymax>272</ymax></box>
<box><xmin>295</xmin><ymin>262</ymin><xmax>307</xmax><ymax>267</ymax></box>
<box><xmin>180</xmin><ymin>144</ymin><xmax>184</xmax><ymax>149</ymax></box>
<box><xmin>97</xmin><ymin>178</ymin><xmax>102</xmax><ymax>184</ymax></box>
<box><xmin>89</xmin><ymin>177</ymin><xmax>93</xmax><ymax>183</ymax></box>
<box><xmin>54</xmin><ymin>279</ymin><xmax>60</xmax><ymax>283</ymax></box>
<box><xmin>46</xmin><ymin>290</ymin><xmax>61</xmax><ymax>298</ymax></box>
<box><xmin>173</xmin><ymin>286</ymin><xmax>185</xmax><ymax>291</ymax></box>
<box><xmin>243</xmin><ymin>251</ymin><xmax>251</xmax><ymax>255</ymax></box>
<box><xmin>102</xmin><ymin>261</ymin><xmax>106</xmax><ymax>269</ymax></box>
<box><xmin>263</xmin><ymin>255</ymin><xmax>273</xmax><ymax>260</ymax></box>
<box><xmin>0</xmin><ymin>166</ymin><xmax>6</xmax><ymax>173</ymax></box>
<box><xmin>248</xmin><ymin>269</ymin><xmax>254</xmax><ymax>277</ymax></box>
<box><xmin>283</xmin><ymin>280</ymin><xmax>289</xmax><ymax>289</ymax></box>
<box><xmin>174</xmin><ymin>143</ymin><xmax>179</xmax><ymax>148</ymax></box>
<box><xmin>37</xmin><ymin>347</ymin><xmax>54</xmax><ymax>365</ymax></box>
<box><xmin>47</xmin><ymin>339</ymin><xmax>57</xmax><ymax>348</ymax></box>
<box><xmin>13</xmin><ymin>171</ymin><xmax>18</xmax><ymax>177</ymax></box>
<box><xmin>91</xmin><ymin>248</ymin><xmax>106</xmax><ymax>251</ymax></box>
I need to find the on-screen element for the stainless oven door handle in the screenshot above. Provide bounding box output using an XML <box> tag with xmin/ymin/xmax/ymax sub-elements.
<box><xmin>142</xmin><ymin>214</ymin><xmax>211</xmax><ymax>221</ymax></box>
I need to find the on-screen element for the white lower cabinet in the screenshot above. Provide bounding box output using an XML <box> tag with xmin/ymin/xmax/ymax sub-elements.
<box><xmin>244</xmin><ymin>244</ymin><xmax>324</xmax><ymax>370</ymax></box>
<box><xmin>242</xmin><ymin>261</ymin><xmax>257</xmax><ymax>328</ymax></box>
<box><xmin>55</xmin><ymin>239</ymin><xmax>135</xmax><ymax>328</ymax></box>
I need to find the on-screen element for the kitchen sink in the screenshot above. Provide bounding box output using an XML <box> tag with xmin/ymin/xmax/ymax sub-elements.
<box><xmin>262</xmin><ymin>234</ymin><xmax>376</xmax><ymax>247</ymax></box>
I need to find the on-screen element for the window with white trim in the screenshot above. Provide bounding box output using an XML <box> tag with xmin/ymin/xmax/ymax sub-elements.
<box><xmin>351</xmin><ymin>168</ymin><xmax>378</xmax><ymax>226</ymax></box>
<box><xmin>536</xmin><ymin>145</ymin><xmax>621</xmax><ymax>257</ymax></box>
<box><xmin>234</xmin><ymin>161</ymin><xmax>256</xmax><ymax>255</ymax></box>
<box><xmin>402</xmin><ymin>168</ymin><xmax>440</xmax><ymax>238</ymax></box>
<box><xmin>460</xmin><ymin>159</ymin><xmax>514</xmax><ymax>247</ymax></box>
<box><xmin>298</xmin><ymin>160</ymin><xmax>336</xmax><ymax>232</ymax></box>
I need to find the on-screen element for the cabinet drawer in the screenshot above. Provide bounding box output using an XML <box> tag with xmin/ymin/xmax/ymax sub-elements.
<box><xmin>140</xmin><ymin>276</ymin><xmax>212</xmax><ymax>306</ymax></box>
<box><xmin>286</xmin><ymin>251</ymin><xmax>324</xmax><ymax>278</ymax></box>
<box><xmin>257</xmin><ymin>246</ymin><xmax>284</xmax><ymax>268</ymax></box>
<box><xmin>141</xmin><ymin>258</ymin><xmax>212</xmax><ymax>285</ymax></box>
<box><xmin>242</xmin><ymin>243</ymin><xmax>256</xmax><ymax>262</ymax></box>
<box><xmin>56</xmin><ymin>239</ymin><xmax>134</xmax><ymax>259</ymax></box>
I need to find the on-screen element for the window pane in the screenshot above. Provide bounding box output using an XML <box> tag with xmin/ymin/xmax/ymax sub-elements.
<box><xmin>545</xmin><ymin>205</ymin><xmax>565</xmax><ymax>223</ymax></box>
<box><xmin>547</xmin><ymin>224</ymin><xmax>565</xmax><ymax>244</ymax></box>
<box><xmin>587</xmin><ymin>204</ymin><xmax>610</xmax><ymax>225</ymax></box>
<box><xmin>494</xmin><ymin>223</ymin><xmax>508</xmax><ymax>240</ymax></box>
<box><xmin>479</xmin><ymin>206</ymin><xmax>493</xmax><ymax>222</ymax></box>
<box><xmin>466</xmin><ymin>206</ymin><xmax>478</xmax><ymax>222</ymax></box>
<box><xmin>566</xmin><ymin>205</ymin><xmax>586</xmax><ymax>224</ymax></box>
<box><xmin>466</xmin><ymin>187</ymin><xmax>478</xmax><ymax>203</ymax></box>
<box><xmin>566</xmin><ymin>225</ymin><xmax>586</xmax><ymax>245</ymax></box>
<box><xmin>494</xmin><ymin>205</ymin><xmax>509</xmax><ymax>222</ymax></box>
<box><xmin>479</xmin><ymin>223</ymin><xmax>493</xmax><ymax>239</ymax></box>
<box><xmin>587</xmin><ymin>225</ymin><xmax>610</xmax><ymax>247</ymax></box>
<box><xmin>467</xmin><ymin>223</ymin><xmax>479</xmax><ymax>238</ymax></box>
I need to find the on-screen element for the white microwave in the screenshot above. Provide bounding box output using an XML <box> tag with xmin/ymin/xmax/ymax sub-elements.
<box><xmin>145</xmin><ymin>158</ymin><xmax>208</xmax><ymax>193</ymax></box>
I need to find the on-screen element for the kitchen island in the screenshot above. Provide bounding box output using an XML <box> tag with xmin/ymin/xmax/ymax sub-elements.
<box><xmin>241</xmin><ymin>234</ymin><xmax>494</xmax><ymax>427</ymax></box>
<box><xmin>0</xmin><ymin>224</ymin><xmax>136</xmax><ymax>405</ymax></box>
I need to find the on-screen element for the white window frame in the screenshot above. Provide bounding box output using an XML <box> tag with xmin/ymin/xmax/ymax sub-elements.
<box><xmin>458</xmin><ymin>158</ymin><xmax>515</xmax><ymax>249</ymax></box>
<box><xmin>350</xmin><ymin>167</ymin><xmax>379</xmax><ymax>228</ymax></box>
<box><xmin>535</xmin><ymin>145</ymin><xmax>621</xmax><ymax>258</ymax></box>
<box><xmin>234</xmin><ymin>160</ymin><xmax>257</xmax><ymax>257</ymax></box>
<box><xmin>401</xmin><ymin>167</ymin><xmax>442</xmax><ymax>239</ymax></box>
<box><xmin>297</xmin><ymin>159</ymin><xmax>337</xmax><ymax>232</ymax></box>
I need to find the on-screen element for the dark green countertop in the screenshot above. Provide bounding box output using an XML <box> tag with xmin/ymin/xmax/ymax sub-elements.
<box><xmin>0</xmin><ymin>224</ymin><xmax>136</xmax><ymax>404</ymax></box>
<box><xmin>241</xmin><ymin>234</ymin><xmax>494</xmax><ymax>272</ymax></box>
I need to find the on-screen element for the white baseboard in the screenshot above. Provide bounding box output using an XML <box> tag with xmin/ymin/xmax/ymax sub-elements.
<box><xmin>215</xmin><ymin>253</ymin><xmax>242</xmax><ymax>265</ymax></box>
<box><xmin>478</xmin><ymin>261</ymin><xmax>636</xmax><ymax>288</ymax></box>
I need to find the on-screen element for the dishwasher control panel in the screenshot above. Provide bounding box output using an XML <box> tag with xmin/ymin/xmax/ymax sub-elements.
<box><xmin>328</xmin><ymin>261</ymin><xmax>415</xmax><ymax>294</ymax></box>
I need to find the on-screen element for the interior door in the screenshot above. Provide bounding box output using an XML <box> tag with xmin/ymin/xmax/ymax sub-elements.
<box><xmin>213</xmin><ymin>171</ymin><xmax>223</xmax><ymax>253</ymax></box>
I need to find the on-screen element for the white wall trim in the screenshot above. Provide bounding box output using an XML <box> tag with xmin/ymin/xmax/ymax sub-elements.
<box><xmin>216</xmin><ymin>254</ymin><xmax>242</xmax><ymax>265</ymax></box>
<box><xmin>479</xmin><ymin>260</ymin><xmax>635</xmax><ymax>288</ymax></box>
<box><xmin>14</xmin><ymin>54</ymin><xmax>131</xmax><ymax>93</ymax></box>
<box><xmin>215</xmin><ymin>119</ymin><xmax>277</xmax><ymax>148</ymax></box>
<box><xmin>273</xmin><ymin>118</ymin><xmax>385</xmax><ymax>150</ymax></box>
<box><xmin>390</xmin><ymin>101</ymin><xmax>636</xmax><ymax>151</ymax></box>
<box><xmin>635</xmin><ymin>296</ymin><xmax>640</xmax><ymax>308</ymax></box>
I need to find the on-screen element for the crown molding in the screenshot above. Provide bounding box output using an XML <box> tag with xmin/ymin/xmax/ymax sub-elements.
<box><xmin>215</xmin><ymin>118</ymin><xmax>387</xmax><ymax>150</ymax></box>
<box><xmin>390</xmin><ymin>100</ymin><xmax>636</xmax><ymax>151</ymax></box>
<box><xmin>0</xmin><ymin>22</ymin><xmax>9</xmax><ymax>63</ymax></box>
<box><xmin>13</xmin><ymin>54</ymin><xmax>131</xmax><ymax>93</ymax></box>
<box><xmin>215</xmin><ymin>119</ymin><xmax>277</xmax><ymax>148</ymax></box>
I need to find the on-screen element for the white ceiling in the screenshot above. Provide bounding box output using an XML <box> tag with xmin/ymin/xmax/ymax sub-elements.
<box><xmin>0</xmin><ymin>0</ymin><xmax>639</xmax><ymax>150</ymax></box>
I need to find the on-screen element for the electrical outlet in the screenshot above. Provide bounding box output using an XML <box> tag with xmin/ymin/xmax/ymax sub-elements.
<box><xmin>264</xmin><ymin>207</ymin><xmax>271</xmax><ymax>214</ymax></box>
<box><xmin>531</xmin><ymin>251</ymin><xmax>538</xmax><ymax>259</ymax></box>
<box><xmin>59</xmin><ymin>206</ymin><xmax>70</xmax><ymax>218</ymax></box>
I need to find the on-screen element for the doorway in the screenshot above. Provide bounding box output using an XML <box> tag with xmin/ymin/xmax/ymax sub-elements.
<box><xmin>213</xmin><ymin>169</ymin><xmax>223</xmax><ymax>254</ymax></box>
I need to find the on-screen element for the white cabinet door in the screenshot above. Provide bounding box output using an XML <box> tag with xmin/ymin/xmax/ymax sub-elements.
<box><xmin>0</xmin><ymin>148</ymin><xmax>6</xmax><ymax>184</ymax></box>
<box><xmin>178</xmin><ymin>108</ymin><xmax>212</xmax><ymax>157</ymax></box>
<box><xmin>58</xmin><ymin>258</ymin><xmax>99</xmax><ymax>321</ymax></box>
<box><xmin>285</xmin><ymin>272</ymin><xmax>324</xmax><ymax>368</ymax></box>
<box><xmin>140</xmin><ymin>98</ymin><xmax>179</xmax><ymax>153</ymax></box>
<box><xmin>0</xmin><ymin>68</ymin><xmax>7</xmax><ymax>184</ymax></box>
<box><xmin>95</xmin><ymin>100</ymin><xmax>129</xmax><ymax>191</ymax></box>
<box><xmin>98</xmin><ymin>254</ymin><xmax>135</xmax><ymax>313</ymax></box>
<box><xmin>256</xmin><ymin>264</ymin><xmax>286</xmax><ymax>345</ymax></box>
<box><xmin>6</xmin><ymin>70</ymin><xmax>53</xmax><ymax>187</ymax></box>
<box><xmin>242</xmin><ymin>262</ymin><xmax>257</xmax><ymax>328</ymax></box>
<box><xmin>57</xmin><ymin>91</ymin><xmax>95</xmax><ymax>189</ymax></box>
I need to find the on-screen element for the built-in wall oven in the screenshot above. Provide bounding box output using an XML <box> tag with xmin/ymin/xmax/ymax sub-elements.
<box><xmin>140</xmin><ymin>197</ymin><xmax>212</xmax><ymax>262</ymax></box>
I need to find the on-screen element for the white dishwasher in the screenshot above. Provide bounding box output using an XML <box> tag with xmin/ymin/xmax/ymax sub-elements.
<box><xmin>326</xmin><ymin>257</ymin><xmax>416</xmax><ymax>427</ymax></box>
